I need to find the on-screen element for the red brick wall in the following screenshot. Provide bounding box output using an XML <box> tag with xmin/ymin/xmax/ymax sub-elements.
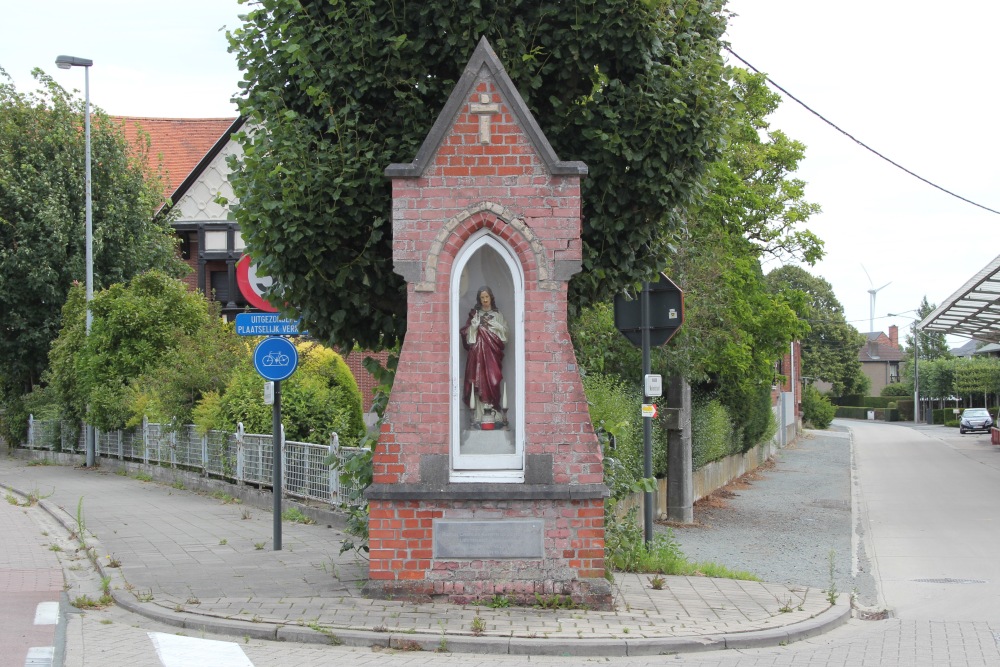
<box><xmin>367</xmin><ymin>73</ymin><xmax>609</xmax><ymax>606</ymax></box>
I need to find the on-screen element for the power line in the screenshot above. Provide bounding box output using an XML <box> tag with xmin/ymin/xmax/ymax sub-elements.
<box><xmin>724</xmin><ymin>47</ymin><xmax>1000</xmax><ymax>217</ymax></box>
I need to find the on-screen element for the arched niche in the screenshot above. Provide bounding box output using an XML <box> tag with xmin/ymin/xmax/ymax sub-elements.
<box><xmin>450</xmin><ymin>229</ymin><xmax>525</xmax><ymax>480</ymax></box>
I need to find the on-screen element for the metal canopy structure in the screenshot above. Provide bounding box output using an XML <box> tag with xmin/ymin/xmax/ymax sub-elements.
<box><xmin>919</xmin><ymin>254</ymin><xmax>1000</xmax><ymax>344</ymax></box>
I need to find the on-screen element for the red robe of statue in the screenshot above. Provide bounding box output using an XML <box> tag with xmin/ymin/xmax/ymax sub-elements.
<box><xmin>460</xmin><ymin>307</ymin><xmax>506</xmax><ymax>412</ymax></box>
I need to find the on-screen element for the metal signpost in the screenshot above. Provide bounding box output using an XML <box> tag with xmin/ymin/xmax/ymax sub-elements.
<box><xmin>252</xmin><ymin>336</ymin><xmax>298</xmax><ymax>550</ymax></box>
<box><xmin>614</xmin><ymin>273</ymin><xmax>685</xmax><ymax>544</ymax></box>
<box><xmin>236</xmin><ymin>259</ymin><xmax>304</xmax><ymax>550</ymax></box>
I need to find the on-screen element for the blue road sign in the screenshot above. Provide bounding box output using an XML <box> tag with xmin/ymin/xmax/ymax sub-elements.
<box><xmin>253</xmin><ymin>337</ymin><xmax>298</xmax><ymax>382</ymax></box>
<box><xmin>236</xmin><ymin>313</ymin><xmax>305</xmax><ymax>336</ymax></box>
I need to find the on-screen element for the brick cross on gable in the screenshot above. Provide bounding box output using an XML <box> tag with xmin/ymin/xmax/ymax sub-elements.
<box><xmin>469</xmin><ymin>93</ymin><xmax>501</xmax><ymax>144</ymax></box>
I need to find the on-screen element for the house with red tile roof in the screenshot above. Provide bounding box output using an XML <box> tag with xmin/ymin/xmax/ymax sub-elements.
<box><xmin>859</xmin><ymin>325</ymin><xmax>906</xmax><ymax>395</ymax></box>
<box><xmin>112</xmin><ymin>115</ymin><xmax>247</xmax><ymax>313</ymax></box>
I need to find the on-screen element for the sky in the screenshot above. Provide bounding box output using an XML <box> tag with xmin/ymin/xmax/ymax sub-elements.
<box><xmin>3</xmin><ymin>1</ymin><xmax>996</xmax><ymax>347</ymax></box>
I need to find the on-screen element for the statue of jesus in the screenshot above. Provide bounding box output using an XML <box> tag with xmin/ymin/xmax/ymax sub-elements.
<box><xmin>460</xmin><ymin>286</ymin><xmax>508</xmax><ymax>428</ymax></box>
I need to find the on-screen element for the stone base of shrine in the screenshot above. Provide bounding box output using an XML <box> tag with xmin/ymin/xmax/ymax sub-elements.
<box><xmin>362</xmin><ymin>485</ymin><xmax>613</xmax><ymax>610</ymax></box>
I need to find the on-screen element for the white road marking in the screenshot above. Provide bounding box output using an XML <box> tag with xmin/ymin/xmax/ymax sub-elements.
<box><xmin>24</xmin><ymin>646</ymin><xmax>54</xmax><ymax>666</ymax></box>
<box><xmin>148</xmin><ymin>632</ymin><xmax>254</xmax><ymax>667</ymax></box>
<box><xmin>33</xmin><ymin>601</ymin><xmax>59</xmax><ymax>625</ymax></box>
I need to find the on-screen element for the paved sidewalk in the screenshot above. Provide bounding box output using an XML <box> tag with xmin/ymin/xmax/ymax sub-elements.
<box><xmin>0</xmin><ymin>454</ymin><xmax>848</xmax><ymax>657</ymax></box>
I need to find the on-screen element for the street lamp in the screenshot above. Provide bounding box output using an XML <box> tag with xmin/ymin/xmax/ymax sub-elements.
<box><xmin>56</xmin><ymin>54</ymin><xmax>95</xmax><ymax>466</ymax></box>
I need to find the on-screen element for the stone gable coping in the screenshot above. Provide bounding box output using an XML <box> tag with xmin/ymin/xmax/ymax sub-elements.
<box><xmin>384</xmin><ymin>36</ymin><xmax>587</xmax><ymax>179</ymax></box>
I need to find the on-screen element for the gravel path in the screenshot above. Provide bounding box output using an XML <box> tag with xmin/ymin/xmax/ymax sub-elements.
<box><xmin>659</xmin><ymin>427</ymin><xmax>855</xmax><ymax>598</ymax></box>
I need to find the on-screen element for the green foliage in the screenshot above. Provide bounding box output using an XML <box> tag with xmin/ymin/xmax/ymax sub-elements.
<box><xmin>127</xmin><ymin>304</ymin><xmax>243</xmax><ymax>427</ymax></box>
<box><xmin>690</xmin><ymin>396</ymin><xmax>736</xmax><ymax>469</ymax></box>
<box><xmin>0</xmin><ymin>69</ymin><xmax>182</xmax><ymax>399</ymax></box>
<box><xmin>702</xmin><ymin>68</ymin><xmax>823</xmax><ymax>265</ymax></box>
<box><xmin>880</xmin><ymin>382</ymin><xmax>912</xmax><ymax>397</ymax></box>
<box><xmin>766</xmin><ymin>265</ymin><xmax>869</xmax><ymax>397</ymax></box>
<box><xmin>49</xmin><ymin>272</ymin><xmax>211</xmax><ymax>430</ymax></box>
<box><xmin>570</xmin><ymin>302</ymin><xmax>643</xmax><ymax>380</ymax></box>
<box><xmin>581</xmin><ymin>372</ymin><xmax>665</xmax><ymax>496</ymax></box>
<box><xmin>226</xmin><ymin>0</ymin><xmax>729</xmax><ymax>348</ymax></box>
<box><xmin>802</xmin><ymin>385</ymin><xmax>836</xmax><ymax>429</ymax></box>
<box><xmin>904</xmin><ymin>297</ymin><xmax>951</xmax><ymax>361</ymax></box>
<box><xmin>203</xmin><ymin>341</ymin><xmax>365</xmax><ymax>445</ymax></box>
<box><xmin>952</xmin><ymin>357</ymin><xmax>1000</xmax><ymax>397</ymax></box>
<box><xmin>605</xmin><ymin>506</ymin><xmax>758</xmax><ymax>580</ymax></box>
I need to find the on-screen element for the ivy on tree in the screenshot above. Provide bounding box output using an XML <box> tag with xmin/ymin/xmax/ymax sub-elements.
<box><xmin>226</xmin><ymin>0</ymin><xmax>729</xmax><ymax>349</ymax></box>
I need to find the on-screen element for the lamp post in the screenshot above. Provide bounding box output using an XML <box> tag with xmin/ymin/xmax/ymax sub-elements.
<box><xmin>56</xmin><ymin>54</ymin><xmax>95</xmax><ymax>466</ymax></box>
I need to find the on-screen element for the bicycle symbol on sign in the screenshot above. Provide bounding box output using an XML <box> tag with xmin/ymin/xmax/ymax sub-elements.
<box><xmin>262</xmin><ymin>351</ymin><xmax>290</xmax><ymax>367</ymax></box>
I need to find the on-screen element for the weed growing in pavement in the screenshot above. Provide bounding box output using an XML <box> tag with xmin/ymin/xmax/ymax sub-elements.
<box><xmin>72</xmin><ymin>593</ymin><xmax>113</xmax><ymax>609</ymax></box>
<box><xmin>397</xmin><ymin>639</ymin><xmax>422</xmax><ymax>651</ymax></box>
<box><xmin>648</xmin><ymin>574</ymin><xmax>666</xmax><ymax>590</ymax></box>
<box><xmin>5</xmin><ymin>493</ymin><xmax>18</xmax><ymax>505</ymax></box>
<box><xmin>100</xmin><ymin>576</ymin><xmax>112</xmax><ymax>594</ymax></box>
<box><xmin>135</xmin><ymin>589</ymin><xmax>154</xmax><ymax>602</ymax></box>
<box><xmin>105</xmin><ymin>554</ymin><xmax>121</xmax><ymax>568</ymax></box>
<box><xmin>74</xmin><ymin>497</ymin><xmax>87</xmax><ymax>547</ymax></box>
<box><xmin>281</xmin><ymin>507</ymin><xmax>315</xmax><ymax>524</ymax></box>
<box><xmin>372</xmin><ymin>624</ymin><xmax>388</xmax><ymax>632</ymax></box>
<box><xmin>825</xmin><ymin>549</ymin><xmax>839</xmax><ymax>605</ymax></box>
<box><xmin>48</xmin><ymin>544</ymin><xmax>62</xmax><ymax>552</ymax></box>
<box><xmin>306</xmin><ymin>621</ymin><xmax>343</xmax><ymax>645</ymax></box>
<box><xmin>186</xmin><ymin>597</ymin><xmax>200</xmax><ymax>605</ymax></box>
<box><xmin>100</xmin><ymin>619</ymin><xmax>113</xmax><ymax>625</ymax></box>
<box><xmin>171</xmin><ymin>479</ymin><xmax>185</xmax><ymax>490</ymax></box>
<box><xmin>487</xmin><ymin>594</ymin><xmax>511</xmax><ymax>608</ymax></box>
<box><xmin>211</xmin><ymin>490</ymin><xmax>240</xmax><ymax>504</ymax></box>
<box><xmin>470</xmin><ymin>614</ymin><xmax>486</xmax><ymax>635</ymax></box>
<box><xmin>607</xmin><ymin>506</ymin><xmax>759</xmax><ymax>581</ymax></box>
<box><xmin>240</xmin><ymin>508</ymin><xmax>252</xmax><ymax>520</ymax></box>
<box><xmin>24</xmin><ymin>487</ymin><xmax>53</xmax><ymax>506</ymax></box>
<box><xmin>219</xmin><ymin>538</ymin><xmax>228</xmax><ymax>546</ymax></box>
<box><xmin>777</xmin><ymin>598</ymin><xmax>794</xmax><ymax>613</ymax></box>
<box><xmin>533</xmin><ymin>593</ymin><xmax>581</xmax><ymax>610</ymax></box>
<box><xmin>254</xmin><ymin>542</ymin><xmax>266</xmax><ymax>550</ymax></box>
<box><xmin>115</xmin><ymin>468</ymin><xmax>128</xmax><ymax>477</ymax></box>
<box><xmin>436</xmin><ymin>636</ymin><xmax>449</xmax><ymax>652</ymax></box>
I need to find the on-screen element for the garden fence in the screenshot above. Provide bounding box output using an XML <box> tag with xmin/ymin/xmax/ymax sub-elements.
<box><xmin>24</xmin><ymin>416</ymin><xmax>365</xmax><ymax>508</ymax></box>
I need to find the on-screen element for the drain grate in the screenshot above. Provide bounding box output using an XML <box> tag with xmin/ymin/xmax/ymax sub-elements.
<box><xmin>912</xmin><ymin>578</ymin><xmax>987</xmax><ymax>585</ymax></box>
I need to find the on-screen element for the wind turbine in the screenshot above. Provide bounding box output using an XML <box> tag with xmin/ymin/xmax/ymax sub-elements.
<box><xmin>862</xmin><ymin>265</ymin><xmax>891</xmax><ymax>334</ymax></box>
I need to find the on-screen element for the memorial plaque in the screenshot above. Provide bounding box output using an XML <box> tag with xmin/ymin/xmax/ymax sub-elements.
<box><xmin>433</xmin><ymin>520</ymin><xmax>544</xmax><ymax>559</ymax></box>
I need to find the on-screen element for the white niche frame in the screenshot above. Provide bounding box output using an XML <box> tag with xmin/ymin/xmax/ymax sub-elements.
<box><xmin>449</xmin><ymin>229</ymin><xmax>525</xmax><ymax>481</ymax></box>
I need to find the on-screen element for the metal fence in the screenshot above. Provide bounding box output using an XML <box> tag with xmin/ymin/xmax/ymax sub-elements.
<box><xmin>25</xmin><ymin>415</ymin><xmax>366</xmax><ymax>508</ymax></box>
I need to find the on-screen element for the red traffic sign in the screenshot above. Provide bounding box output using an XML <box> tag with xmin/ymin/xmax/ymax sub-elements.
<box><xmin>641</xmin><ymin>404</ymin><xmax>658</xmax><ymax>419</ymax></box>
<box><xmin>236</xmin><ymin>255</ymin><xmax>278</xmax><ymax>313</ymax></box>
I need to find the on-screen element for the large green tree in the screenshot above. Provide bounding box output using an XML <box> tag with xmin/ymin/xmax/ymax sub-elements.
<box><xmin>905</xmin><ymin>296</ymin><xmax>951</xmax><ymax>361</ymax></box>
<box><xmin>226</xmin><ymin>0</ymin><xmax>728</xmax><ymax>349</ymax></box>
<box><xmin>0</xmin><ymin>68</ymin><xmax>181</xmax><ymax>398</ymax></box>
<box><xmin>766</xmin><ymin>265</ymin><xmax>869</xmax><ymax>397</ymax></box>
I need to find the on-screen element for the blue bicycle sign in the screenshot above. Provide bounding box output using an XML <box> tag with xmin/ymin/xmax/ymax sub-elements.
<box><xmin>253</xmin><ymin>337</ymin><xmax>298</xmax><ymax>382</ymax></box>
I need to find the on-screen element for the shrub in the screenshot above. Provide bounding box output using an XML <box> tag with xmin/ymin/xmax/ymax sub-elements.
<box><xmin>880</xmin><ymin>383</ymin><xmax>912</xmax><ymax>397</ymax></box>
<box><xmin>582</xmin><ymin>373</ymin><xmax>642</xmax><ymax>500</ymax></box>
<box><xmin>691</xmin><ymin>397</ymin><xmax>735</xmax><ymax>469</ymax></box>
<box><xmin>802</xmin><ymin>385</ymin><xmax>836</xmax><ymax>429</ymax></box>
